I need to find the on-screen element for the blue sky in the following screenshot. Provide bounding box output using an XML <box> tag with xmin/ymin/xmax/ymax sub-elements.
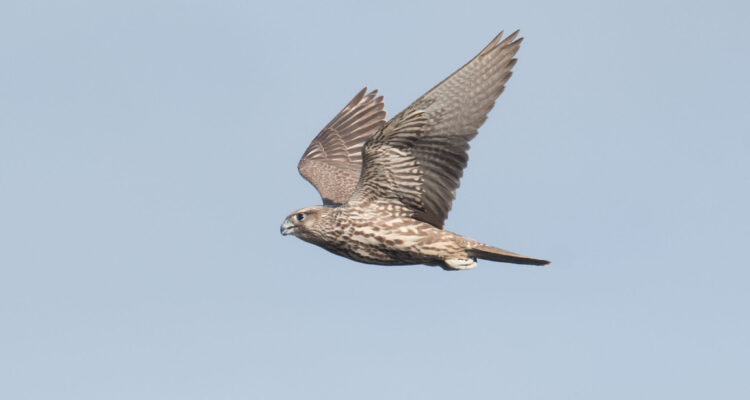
<box><xmin>1</xmin><ymin>1</ymin><xmax>749</xmax><ymax>399</ymax></box>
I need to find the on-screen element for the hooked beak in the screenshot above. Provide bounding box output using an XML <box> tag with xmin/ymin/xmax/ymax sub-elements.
<box><xmin>280</xmin><ymin>219</ymin><xmax>295</xmax><ymax>236</ymax></box>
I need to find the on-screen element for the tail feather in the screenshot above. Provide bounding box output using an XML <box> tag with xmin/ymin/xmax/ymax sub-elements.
<box><xmin>468</xmin><ymin>244</ymin><xmax>550</xmax><ymax>266</ymax></box>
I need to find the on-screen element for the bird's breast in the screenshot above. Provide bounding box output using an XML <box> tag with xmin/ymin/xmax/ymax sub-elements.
<box><xmin>307</xmin><ymin>206</ymin><xmax>454</xmax><ymax>266</ymax></box>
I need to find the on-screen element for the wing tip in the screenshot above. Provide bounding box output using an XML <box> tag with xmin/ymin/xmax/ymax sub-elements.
<box><xmin>480</xmin><ymin>29</ymin><xmax>523</xmax><ymax>56</ymax></box>
<box><xmin>352</xmin><ymin>86</ymin><xmax>385</xmax><ymax>107</ymax></box>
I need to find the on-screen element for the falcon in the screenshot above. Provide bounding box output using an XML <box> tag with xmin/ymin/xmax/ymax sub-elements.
<box><xmin>280</xmin><ymin>30</ymin><xmax>549</xmax><ymax>270</ymax></box>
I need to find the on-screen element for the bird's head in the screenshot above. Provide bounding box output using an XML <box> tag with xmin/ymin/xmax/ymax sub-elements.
<box><xmin>280</xmin><ymin>206</ymin><xmax>330</xmax><ymax>240</ymax></box>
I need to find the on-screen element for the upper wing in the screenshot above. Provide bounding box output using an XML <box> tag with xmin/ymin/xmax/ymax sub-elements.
<box><xmin>348</xmin><ymin>31</ymin><xmax>522</xmax><ymax>228</ymax></box>
<box><xmin>298</xmin><ymin>88</ymin><xmax>386</xmax><ymax>205</ymax></box>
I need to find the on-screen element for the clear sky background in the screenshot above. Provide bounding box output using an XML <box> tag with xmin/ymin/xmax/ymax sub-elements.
<box><xmin>2</xmin><ymin>1</ymin><xmax>748</xmax><ymax>399</ymax></box>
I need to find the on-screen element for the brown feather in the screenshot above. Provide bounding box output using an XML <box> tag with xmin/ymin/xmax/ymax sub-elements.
<box><xmin>282</xmin><ymin>30</ymin><xmax>549</xmax><ymax>270</ymax></box>
<box><xmin>349</xmin><ymin>31</ymin><xmax>523</xmax><ymax>228</ymax></box>
<box><xmin>298</xmin><ymin>88</ymin><xmax>387</xmax><ymax>205</ymax></box>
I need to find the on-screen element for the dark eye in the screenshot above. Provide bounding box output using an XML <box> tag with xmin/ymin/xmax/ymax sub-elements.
<box><xmin>295</xmin><ymin>213</ymin><xmax>305</xmax><ymax>222</ymax></box>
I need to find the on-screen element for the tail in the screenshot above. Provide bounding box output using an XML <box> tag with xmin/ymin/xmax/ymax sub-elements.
<box><xmin>467</xmin><ymin>243</ymin><xmax>550</xmax><ymax>266</ymax></box>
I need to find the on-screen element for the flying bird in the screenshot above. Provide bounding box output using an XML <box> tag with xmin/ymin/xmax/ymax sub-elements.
<box><xmin>280</xmin><ymin>30</ymin><xmax>549</xmax><ymax>270</ymax></box>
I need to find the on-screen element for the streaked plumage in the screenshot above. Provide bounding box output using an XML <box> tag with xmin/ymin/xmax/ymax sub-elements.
<box><xmin>281</xmin><ymin>30</ymin><xmax>549</xmax><ymax>270</ymax></box>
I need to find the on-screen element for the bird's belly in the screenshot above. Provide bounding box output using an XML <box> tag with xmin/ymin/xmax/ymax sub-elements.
<box><xmin>319</xmin><ymin>223</ymin><xmax>451</xmax><ymax>266</ymax></box>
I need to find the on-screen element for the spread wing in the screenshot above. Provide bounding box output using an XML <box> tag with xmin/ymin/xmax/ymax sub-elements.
<box><xmin>298</xmin><ymin>88</ymin><xmax>386</xmax><ymax>205</ymax></box>
<box><xmin>349</xmin><ymin>30</ymin><xmax>522</xmax><ymax>228</ymax></box>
